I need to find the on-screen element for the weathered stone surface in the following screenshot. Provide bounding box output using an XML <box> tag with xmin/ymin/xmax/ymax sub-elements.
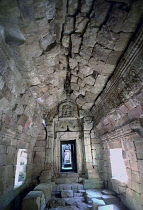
<box><xmin>61</xmin><ymin>190</ymin><xmax>74</xmax><ymax>198</ymax></box>
<box><xmin>83</xmin><ymin>25</ymin><xmax>98</xmax><ymax>48</ymax></box>
<box><xmin>86</xmin><ymin>190</ymin><xmax>102</xmax><ymax>200</ymax></box>
<box><xmin>92</xmin><ymin>198</ymin><xmax>105</xmax><ymax>210</ymax></box>
<box><xmin>84</xmin><ymin>179</ymin><xmax>104</xmax><ymax>189</ymax></box>
<box><xmin>0</xmin><ymin>1</ymin><xmax>142</xmax><ymax>210</ymax></box>
<box><xmin>34</xmin><ymin>183</ymin><xmax>52</xmax><ymax>203</ymax></box>
<box><xmin>97</xmin><ymin>204</ymin><xmax>120</xmax><ymax>210</ymax></box>
<box><xmin>101</xmin><ymin>195</ymin><xmax>119</xmax><ymax>205</ymax></box>
<box><xmin>68</xmin><ymin>0</ymin><xmax>78</xmax><ymax>16</ymax></box>
<box><xmin>71</xmin><ymin>34</ymin><xmax>82</xmax><ymax>54</ymax></box>
<box><xmin>64</xmin><ymin>17</ymin><xmax>74</xmax><ymax>34</ymax></box>
<box><xmin>22</xmin><ymin>191</ymin><xmax>45</xmax><ymax>210</ymax></box>
<box><xmin>75</xmin><ymin>15</ymin><xmax>89</xmax><ymax>33</ymax></box>
<box><xmin>102</xmin><ymin>190</ymin><xmax>116</xmax><ymax>196</ymax></box>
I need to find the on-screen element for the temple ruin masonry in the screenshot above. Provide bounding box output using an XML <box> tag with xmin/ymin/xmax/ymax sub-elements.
<box><xmin>0</xmin><ymin>0</ymin><xmax>142</xmax><ymax>209</ymax></box>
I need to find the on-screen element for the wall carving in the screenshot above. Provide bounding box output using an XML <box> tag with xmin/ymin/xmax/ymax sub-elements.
<box><xmin>62</xmin><ymin>104</ymin><xmax>74</xmax><ymax>117</ymax></box>
<box><xmin>59</xmin><ymin>100</ymin><xmax>78</xmax><ymax>118</ymax></box>
<box><xmin>91</xmin><ymin>25</ymin><xmax>143</xmax><ymax>125</ymax></box>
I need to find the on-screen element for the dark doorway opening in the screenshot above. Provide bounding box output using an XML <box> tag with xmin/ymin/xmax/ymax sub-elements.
<box><xmin>61</xmin><ymin>140</ymin><xmax>77</xmax><ymax>172</ymax></box>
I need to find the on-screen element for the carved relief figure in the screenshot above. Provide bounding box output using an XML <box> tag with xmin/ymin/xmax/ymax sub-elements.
<box><xmin>62</xmin><ymin>105</ymin><xmax>74</xmax><ymax>117</ymax></box>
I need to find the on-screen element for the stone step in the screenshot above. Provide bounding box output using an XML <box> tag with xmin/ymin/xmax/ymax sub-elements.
<box><xmin>52</xmin><ymin>183</ymin><xmax>84</xmax><ymax>192</ymax></box>
<box><xmin>92</xmin><ymin>198</ymin><xmax>106</xmax><ymax>210</ymax></box>
<box><xmin>55</xmin><ymin>177</ymin><xmax>78</xmax><ymax>184</ymax></box>
<box><xmin>59</xmin><ymin>172</ymin><xmax>79</xmax><ymax>178</ymax></box>
<box><xmin>97</xmin><ymin>204</ymin><xmax>121</xmax><ymax>210</ymax></box>
<box><xmin>73</xmin><ymin>192</ymin><xmax>83</xmax><ymax>197</ymax></box>
<box><xmin>22</xmin><ymin>191</ymin><xmax>45</xmax><ymax>210</ymax></box>
<box><xmin>34</xmin><ymin>183</ymin><xmax>52</xmax><ymax>203</ymax></box>
<box><xmin>85</xmin><ymin>189</ymin><xmax>103</xmax><ymax>200</ymax></box>
<box><xmin>84</xmin><ymin>179</ymin><xmax>104</xmax><ymax>189</ymax></box>
<box><xmin>101</xmin><ymin>195</ymin><xmax>120</xmax><ymax>205</ymax></box>
<box><xmin>61</xmin><ymin>190</ymin><xmax>74</xmax><ymax>198</ymax></box>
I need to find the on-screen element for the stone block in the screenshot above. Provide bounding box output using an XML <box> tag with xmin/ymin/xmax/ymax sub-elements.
<box><xmin>135</xmin><ymin>142</ymin><xmax>143</xmax><ymax>149</ymax></box>
<box><xmin>97</xmin><ymin>204</ymin><xmax>120</xmax><ymax>210</ymax></box>
<box><xmin>118</xmin><ymin>185</ymin><xmax>126</xmax><ymax>194</ymax></box>
<box><xmin>61</xmin><ymin>190</ymin><xmax>73</xmax><ymax>198</ymax></box>
<box><xmin>101</xmin><ymin>190</ymin><xmax>116</xmax><ymax>196</ymax></box>
<box><xmin>52</xmin><ymin>183</ymin><xmax>57</xmax><ymax>191</ymax></box>
<box><xmin>101</xmin><ymin>195</ymin><xmax>119</xmax><ymax>205</ymax></box>
<box><xmin>133</xmin><ymin>198</ymin><xmax>143</xmax><ymax>210</ymax></box>
<box><xmin>138</xmin><ymin>160</ymin><xmax>143</xmax><ymax>173</ymax></box>
<box><xmin>139</xmin><ymin>183</ymin><xmax>143</xmax><ymax>193</ymax></box>
<box><xmin>108</xmin><ymin>141</ymin><xmax>121</xmax><ymax>149</ymax></box>
<box><xmin>131</xmin><ymin>181</ymin><xmax>141</xmax><ymax>194</ymax></box>
<box><xmin>86</xmin><ymin>162</ymin><xmax>93</xmax><ymax>169</ymax></box>
<box><xmin>91</xmin><ymin>138</ymin><xmax>101</xmax><ymax>144</ymax></box>
<box><xmin>36</xmin><ymin>135</ymin><xmax>45</xmax><ymax>141</ymax></box>
<box><xmin>22</xmin><ymin>191</ymin><xmax>45</xmax><ymax>210</ymax></box>
<box><xmin>78</xmin><ymin>189</ymin><xmax>86</xmax><ymax>195</ymax></box>
<box><xmin>34</xmin><ymin>183</ymin><xmax>52</xmax><ymax>203</ymax></box>
<box><xmin>34</xmin><ymin>152</ymin><xmax>45</xmax><ymax>163</ymax></box>
<box><xmin>77</xmin><ymin>184</ymin><xmax>83</xmax><ymax>190</ymax></box>
<box><xmin>0</xmin><ymin>145</ymin><xmax>7</xmax><ymax>154</ymax></box>
<box><xmin>0</xmin><ymin>154</ymin><xmax>5</xmax><ymax>166</ymax></box>
<box><xmin>126</xmin><ymin>140</ymin><xmax>135</xmax><ymax>151</ymax></box>
<box><xmin>130</xmin><ymin>161</ymin><xmax>139</xmax><ymax>172</ymax></box>
<box><xmin>86</xmin><ymin>189</ymin><xmax>102</xmax><ymax>199</ymax></box>
<box><xmin>126</xmin><ymin>168</ymin><xmax>131</xmax><ymax>180</ymax></box>
<box><xmin>84</xmin><ymin>137</ymin><xmax>91</xmax><ymax>145</ymax></box>
<box><xmin>92</xmin><ymin>144</ymin><xmax>101</xmax><ymax>150</ymax></box>
<box><xmin>3</xmin><ymin>165</ymin><xmax>13</xmax><ymax>180</ymax></box>
<box><xmin>74</xmin><ymin>192</ymin><xmax>82</xmax><ymax>197</ymax></box>
<box><xmin>140</xmin><ymin>173</ymin><xmax>143</xmax><ymax>183</ymax></box>
<box><xmin>92</xmin><ymin>198</ymin><xmax>105</xmax><ymax>210</ymax></box>
<box><xmin>34</xmin><ymin>147</ymin><xmax>45</xmax><ymax>152</ymax></box>
<box><xmin>126</xmin><ymin>192</ymin><xmax>133</xmax><ymax>210</ymax></box>
<box><xmin>132</xmin><ymin>190</ymin><xmax>142</xmax><ymax>205</ymax></box>
<box><xmin>84</xmin><ymin>179</ymin><xmax>104</xmax><ymax>189</ymax></box>
<box><xmin>63</xmin><ymin>184</ymin><xmax>72</xmax><ymax>190</ymax></box>
<box><xmin>87</xmin><ymin>169</ymin><xmax>100</xmax><ymax>179</ymax></box>
<box><xmin>136</xmin><ymin>149</ymin><xmax>143</xmax><ymax>159</ymax></box>
<box><xmin>111</xmin><ymin>183</ymin><xmax>119</xmax><ymax>194</ymax></box>
<box><xmin>36</xmin><ymin>141</ymin><xmax>46</xmax><ymax>147</ymax></box>
<box><xmin>92</xmin><ymin>159</ymin><xmax>100</xmax><ymax>166</ymax></box>
<box><xmin>71</xmin><ymin>184</ymin><xmax>78</xmax><ymax>190</ymax></box>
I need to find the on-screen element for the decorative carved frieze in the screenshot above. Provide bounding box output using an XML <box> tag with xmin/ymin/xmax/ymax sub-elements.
<box><xmin>100</xmin><ymin>119</ymin><xmax>143</xmax><ymax>142</ymax></box>
<box><xmin>91</xmin><ymin>24</ymin><xmax>143</xmax><ymax>125</ymax></box>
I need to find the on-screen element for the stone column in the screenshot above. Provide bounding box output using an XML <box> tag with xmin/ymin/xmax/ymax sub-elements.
<box><xmin>83</xmin><ymin>117</ymin><xmax>104</xmax><ymax>188</ymax></box>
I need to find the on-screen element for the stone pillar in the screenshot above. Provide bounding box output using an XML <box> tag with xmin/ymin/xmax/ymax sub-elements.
<box><xmin>83</xmin><ymin>117</ymin><xmax>104</xmax><ymax>188</ymax></box>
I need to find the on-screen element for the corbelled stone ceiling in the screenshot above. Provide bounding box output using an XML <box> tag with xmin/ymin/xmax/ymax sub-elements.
<box><xmin>0</xmin><ymin>0</ymin><xmax>142</xmax><ymax>111</ymax></box>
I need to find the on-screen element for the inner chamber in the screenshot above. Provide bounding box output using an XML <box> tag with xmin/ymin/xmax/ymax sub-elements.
<box><xmin>61</xmin><ymin>140</ymin><xmax>77</xmax><ymax>172</ymax></box>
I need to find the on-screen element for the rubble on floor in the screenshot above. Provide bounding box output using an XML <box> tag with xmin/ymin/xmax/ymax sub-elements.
<box><xmin>46</xmin><ymin>187</ymin><xmax>130</xmax><ymax>210</ymax></box>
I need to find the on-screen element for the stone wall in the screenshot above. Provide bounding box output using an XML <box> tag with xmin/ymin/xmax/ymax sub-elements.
<box><xmin>92</xmin><ymin>23</ymin><xmax>143</xmax><ymax>210</ymax></box>
<box><xmin>96</xmin><ymin>97</ymin><xmax>143</xmax><ymax>210</ymax></box>
<box><xmin>0</xmin><ymin>24</ymin><xmax>44</xmax><ymax>210</ymax></box>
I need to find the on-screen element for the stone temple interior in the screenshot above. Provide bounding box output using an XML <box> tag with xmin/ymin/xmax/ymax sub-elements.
<box><xmin>0</xmin><ymin>0</ymin><xmax>143</xmax><ymax>210</ymax></box>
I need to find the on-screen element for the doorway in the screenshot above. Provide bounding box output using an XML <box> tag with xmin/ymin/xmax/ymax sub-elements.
<box><xmin>61</xmin><ymin>140</ymin><xmax>77</xmax><ymax>172</ymax></box>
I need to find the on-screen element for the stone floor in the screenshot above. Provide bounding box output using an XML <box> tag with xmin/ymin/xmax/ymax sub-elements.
<box><xmin>45</xmin><ymin>188</ymin><xmax>130</xmax><ymax>210</ymax></box>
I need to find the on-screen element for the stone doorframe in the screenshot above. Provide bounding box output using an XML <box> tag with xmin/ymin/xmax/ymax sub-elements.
<box><xmin>53</xmin><ymin>117</ymin><xmax>83</xmax><ymax>176</ymax></box>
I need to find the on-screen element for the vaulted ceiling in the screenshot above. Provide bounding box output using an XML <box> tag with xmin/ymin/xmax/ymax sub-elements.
<box><xmin>0</xmin><ymin>0</ymin><xmax>142</xmax><ymax>111</ymax></box>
